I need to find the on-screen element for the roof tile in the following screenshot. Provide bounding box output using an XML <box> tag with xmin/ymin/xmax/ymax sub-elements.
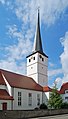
<box><xmin>0</xmin><ymin>69</ymin><xmax>43</xmax><ymax>91</ymax></box>
<box><xmin>0</xmin><ymin>71</ymin><xmax>6</xmax><ymax>85</ymax></box>
<box><xmin>0</xmin><ymin>89</ymin><xmax>13</xmax><ymax>100</ymax></box>
<box><xmin>43</xmin><ymin>86</ymin><xmax>52</xmax><ymax>92</ymax></box>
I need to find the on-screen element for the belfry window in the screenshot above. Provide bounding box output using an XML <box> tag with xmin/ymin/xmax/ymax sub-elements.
<box><xmin>39</xmin><ymin>55</ymin><xmax>44</xmax><ymax>62</ymax></box>
<box><xmin>39</xmin><ymin>55</ymin><xmax>42</xmax><ymax>58</ymax></box>
<box><xmin>42</xmin><ymin>58</ymin><xmax>44</xmax><ymax>61</ymax></box>
<box><xmin>33</xmin><ymin>57</ymin><xmax>35</xmax><ymax>60</ymax></box>
<box><xmin>29</xmin><ymin>59</ymin><xmax>31</xmax><ymax>62</ymax></box>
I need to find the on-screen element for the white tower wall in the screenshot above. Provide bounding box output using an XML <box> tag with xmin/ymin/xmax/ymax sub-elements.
<box><xmin>27</xmin><ymin>52</ymin><xmax>48</xmax><ymax>87</ymax></box>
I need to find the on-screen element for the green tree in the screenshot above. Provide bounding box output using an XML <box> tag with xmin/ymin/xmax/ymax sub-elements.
<box><xmin>48</xmin><ymin>84</ymin><xmax>62</xmax><ymax>109</ymax></box>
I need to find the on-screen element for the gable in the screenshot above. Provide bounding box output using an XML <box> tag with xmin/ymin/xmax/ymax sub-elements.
<box><xmin>0</xmin><ymin>69</ymin><xmax>43</xmax><ymax>91</ymax></box>
<box><xmin>59</xmin><ymin>82</ymin><xmax>68</xmax><ymax>94</ymax></box>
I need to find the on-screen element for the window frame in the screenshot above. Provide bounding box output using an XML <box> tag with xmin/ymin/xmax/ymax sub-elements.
<box><xmin>65</xmin><ymin>97</ymin><xmax>68</xmax><ymax>100</ymax></box>
<box><xmin>29</xmin><ymin>59</ymin><xmax>31</xmax><ymax>62</ymax></box>
<box><xmin>37</xmin><ymin>94</ymin><xmax>40</xmax><ymax>106</ymax></box>
<box><xmin>33</xmin><ymin>57</ymin><xmax>35</xmax><ymax>60</ymax></box>
<box><xmin>28</xmin><ymin>93</ymin><xmax>32</xmax><ymax>106</ymax></box>
<box><xmin>18</xmin><ymin>92</ymin><xmax>22</xmax><ymax>106</ymax></box>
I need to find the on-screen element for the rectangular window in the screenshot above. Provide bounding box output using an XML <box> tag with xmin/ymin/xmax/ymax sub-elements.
<box><xmin>29</xmin><ymin>59</ymin><xmax>31</xmax><ymax>62</ymax></box>
<box><xmin>65</xmin><ymin>97</ymin><xmax>68</xmax><ymax>100</ymax></box>
<box><xmin>65</xmin><ymin>90</ymin><xmax>68</xmax><ymax>93</ymax></box>
<box><xmin>37</xmin><ymin>94</ymin><xmax>40</xmax><ymax>106</ymax></box>
<box><xmin>28</xmin><ymin>93</ymin><xmax>32</xmax><ymax>106</ymax></box>
<box><xmin>18</xmin><ymin>92</ymin><xmax>21</xmax><ymax>106</ymax></box>
<box><xmin>39</xmin><ymin>55</ymin><xmax>42</xmax><ymax>58</ymax></box>
<box><xmin>42</xmin><ymin>58</ymin><xmax>44</xmax><ymax>61</ymax></box>
<box><xmin>33</xmin><ymin>57</ymin><xmax>35</xmax><ymax>60</ymax></box>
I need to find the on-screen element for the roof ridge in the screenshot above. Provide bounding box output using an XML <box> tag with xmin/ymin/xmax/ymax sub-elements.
<box><xmin>0</xmin><ymin>69</ymin><xmax>28</xmax><ymax>78</ymax></box>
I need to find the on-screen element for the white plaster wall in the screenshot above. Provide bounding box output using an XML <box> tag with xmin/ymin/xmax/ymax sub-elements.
<box><xmin>45</xmin><ymin>92</ymin><xmax>50</xmax><ymax>100</ymax></box>
<box><xmin>43</xmin><ymin>92</ymin><xmax>48</xmax><ymax>105</ymax></box>
<box><xmin>27</xmin><ymin>53</ymin><xmax>38</xmax><ymax>83</ymax></box>
<box><xmin>27</xmin><ymin>52</ymin><xmax>48</xmax><ymax>87</ymax></box>
<box><xmin>0</xmin><ymin>85</ymin><xmax>6</xmax><ymax>90</ymax></box>
<box><xmin>27</xmin><ymin>63</ymin><xmax>38</xmax><ymax>76</ymax></box>
<box><xmin>61</xmin><ymin>93</ymin><xmax>68</xmax><ymax>103</ymax></box>
<box><xmin>28</xmin><ymin>73</ymin><xmax>38</xmax><ymax>83</ymax></box>
<box><xmin>0</xmin><ymin>100</ymin><xmax>12</xmax><ymax>110</ymax></box>
<box><xmin>38</xmin><ymin>74</ymin><xmax>48</xmax><ymax>86</ymax></box>
<box><xmin>38</xmin><ymin>63</ymin><xmax>47</xmax><ymax>75</ymax></box>
<box><xmin>27</xmin><ymin>53</ymin><xmax>38</xmax><ymax>84</ymax></box>
<box><xmin>43</xmin><ymin>92</ymin><xmax>50</xmax><ymax>105</ymax></box>
<box><xmin>61</xmin><ymin>94</ymin><xmax>65</xmax><ymax>102</ymax></box>
<box><xmin>13</xmin><ymin>88</ymin><xmax>42</xmax><ymax>110</ymax></box>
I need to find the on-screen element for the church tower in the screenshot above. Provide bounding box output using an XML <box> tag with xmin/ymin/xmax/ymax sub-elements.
<box><xmin>26</xmin><ymin>10</ymin><xmax>48</xmax><ymax>87</ymax></box>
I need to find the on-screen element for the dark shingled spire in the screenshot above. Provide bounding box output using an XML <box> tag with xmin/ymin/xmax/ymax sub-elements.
<box><xmin>26</xmin><ymin>9</ymin><xmax>48</xmax><ymax>58</ymax></box>
<box><xmin>34</xmin><ymin>9</ymin><xmax>43</xmax><ymax>53</ymax></box>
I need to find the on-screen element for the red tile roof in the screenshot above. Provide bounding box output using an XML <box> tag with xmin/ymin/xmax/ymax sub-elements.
<box><xmin>0</xmin><ymin>71</ymin><xmax>6</xmax><ymax>85</ymax></box>
<box><xmin>43</xmin><ymin>86</ymin><xmax>52</xmax><ymax>92</ymax></box>
<box><xmin>0</xmin><ymin>69</ymin><xmax>43</xmax><ymax>91</ymax></box>
<box><xmin>0</xmin><ymin>89</ymin><xmax>13</xmax><ymax>100</ymax></box>
<box><xmin>59</xmin><ymin>82</ymin><xmax>68</xmax><ymax>94</ymax></box>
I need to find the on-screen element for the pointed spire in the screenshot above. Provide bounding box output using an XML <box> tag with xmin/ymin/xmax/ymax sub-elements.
<box><xmin>26</xmin><ymin>8</ymin><xmax>48</xmax><ymax>58</ymax></box>
<box><xmin>33</xmin><ymin>8</ymin><xmax>43</xmax><ymax>53</ymax></box>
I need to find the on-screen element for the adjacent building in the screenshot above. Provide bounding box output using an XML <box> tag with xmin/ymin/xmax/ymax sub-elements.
<box><xmin>59</xmin><ymin>82</ymin><xmax>68</xmax><ymax>103</ymax></box>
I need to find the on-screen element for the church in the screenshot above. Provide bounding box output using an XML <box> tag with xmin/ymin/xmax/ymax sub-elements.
<box><xmin>0</xmin><ymin>10</ymin><xmax>68</xmax><ymax>110</ymax></box>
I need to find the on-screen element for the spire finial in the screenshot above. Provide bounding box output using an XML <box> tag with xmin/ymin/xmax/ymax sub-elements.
<box><xmin>38</xmin><ymin>6</ymin><xmax>40</xmax><ymax>13</ymax></box>
<box><xmin>38</xmin><ymin>6</ymin><xmax>40</xmax><ymax>21</ymax></box>
<box><xmin>37</xmin><ymin>6</ymin><xmax>40</xmax><ymax>25</ymax></box>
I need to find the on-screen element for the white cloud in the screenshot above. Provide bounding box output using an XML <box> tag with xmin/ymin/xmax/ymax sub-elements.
<box><xmin>48</xmin><ymin>32</ymin><xmax>68</xmax><ymax>88</ymax></box>
<box><xmin>54</xmin><ymin>77</ymin><xmax>62</xmax><ymax>89</ymax></box>
<box><xmin>14</xmin><ymin>0</ymin><xmax>68</xmax><ymax>26</ymax></box>
<box><xmin>0</xmin><ymin>59</ymin><xmax>26</xmax><ymax>75</ymax></box>
<box><xmin>0</xmin><ymin>24</ymin><xmax>33</xmax><ymax>74</ymax></box>
<box><xmin>55</xmin><ymin>77</ymin><xmax>61</xmax><ymax>84</ymax></box>
<box><xmin>48</xmin><ymin>68</ymin><xmax>62</xmax><ymax>77</ymax></box>
<box><xmin>0</xmin><ymin>0</ymin><xmax>5</xmax><ymax>4</ymax></box>
<box><xmin>41</xmin><ymin>0</ymin><xmax>68</xmax><ymax>25</ymax></box>
<box><xmin>60</xmin><ymin>32</ymin><xmax>68</xmax><ymax>83</ymax></box>
<box><xmin>49</xmin><ymin>62</ymin><xmax>55</xmax><ymax>67</ymax></box>
<box><xmin>7</xmin><ymin>25</ymin><xmax>33</xmax><ymax>57</ymax></box>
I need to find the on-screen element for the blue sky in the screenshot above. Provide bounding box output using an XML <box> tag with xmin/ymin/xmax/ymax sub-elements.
<box><xmin>0</xmin><ymin>0</ymin><xmax>68</xmax><ymax>89</ymax></box>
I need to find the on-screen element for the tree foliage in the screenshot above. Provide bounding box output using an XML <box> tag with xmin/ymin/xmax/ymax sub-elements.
<box><xmin>48</xmin><ymin>85</ymin><xmax>62</xmax><ymax>109</ymax></box>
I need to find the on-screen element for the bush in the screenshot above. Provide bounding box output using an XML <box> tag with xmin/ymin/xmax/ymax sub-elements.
<box><xmin>61</xmin><ymin>102</ymin><xmax>68</xmax><ymax>109</ymax></box>
<box><xmin>34</xmin><ymin>107</ymin><xmax>39</xmax><ymax>110</ymax></box>
<box><xmin>40</xmin><ymin>103</ymin><xmax>48</xmax><ymax>109</ymax></box>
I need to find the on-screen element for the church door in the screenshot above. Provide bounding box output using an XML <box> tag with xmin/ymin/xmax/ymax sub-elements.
<box><xmin>2</xmin><ymin>103</ymin><xmax>7</xmax><ymax>110</ymax></box>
